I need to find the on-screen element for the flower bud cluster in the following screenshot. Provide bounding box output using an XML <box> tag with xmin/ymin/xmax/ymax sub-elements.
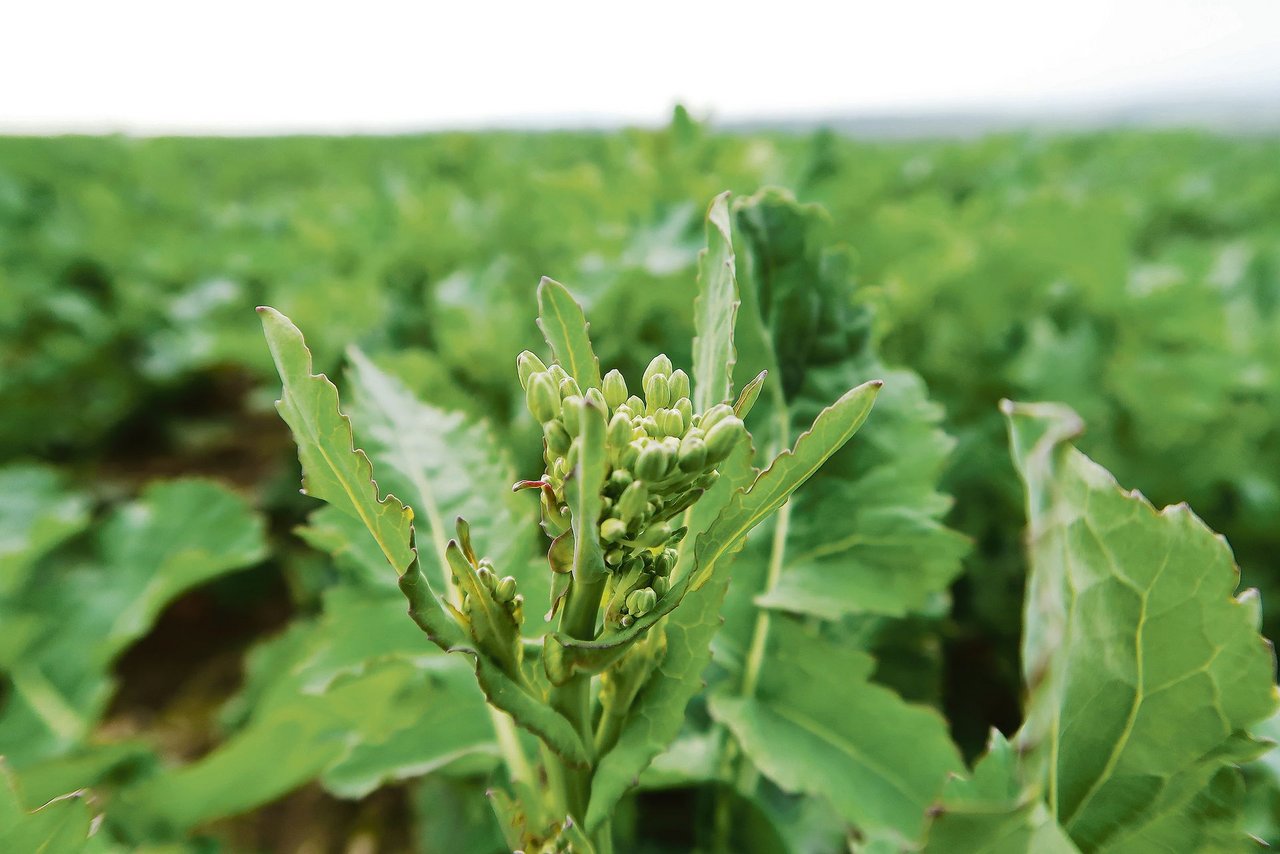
<box><xmin>467</xmin><ymin>557</ymin><xmax>525</xmax><ymax>622</ymax></box>
<box><xmin>518</xmin><ymin>351</ymin><xmax>747</xmax><ymax>624</ymax></box>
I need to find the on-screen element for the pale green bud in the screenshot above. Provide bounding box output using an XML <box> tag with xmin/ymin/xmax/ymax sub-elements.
<box><xmin>619</xmin><ymin>442</ymin><xmax>641</xmax><ymax>471</ymax></box>
<box><xmin>704</xmin><ymin>416</ymin><xmax>745</xmax><ymax>463</ymax></box>
<box><xmin>638</xmin><ymin>416</ymin><xmax>659</xmax><ymax>436</ymax></box>
<box><xmin>558</xmin><ymin>376</ymin><xmax>581</xmax><ymax>400</ymax></box>
<box><xmin>544</xmin><ymin>420</ymin><xmax>571</xmax><ymax>457</ymax></box>
<box><xmin>562</xmin><ymin>395</ymin><xmax>586</xmax><ymax>437</ymax></box>
<box><xmin>632</xmin><ymin>521</ymin><xmax>673</xmax><ymax>549</ymax></box>
<box><xmin>600</xmin><ymin>518</ymin><xmax>627</xmax><ymax>543</ymax></box>
<box><xmin>656</xmin><ymin>408</ymin><xmax>684</xmax><ymax>437</ymax></box>
<box><xmin>619</xmin><ymin>614</ymin><xmax>635</xmax><ymax>628</ymax></box>
<box><xmin>584</xmin><ymin>387</ymin><xmax>607</xmax><ymax>411</ymax></box>
<box><xmin>626</xmin><ymin>588</ymin><xmax>657</xmax><ymax>617</ymax></box>
<box><xmin>652</xmin><ymin>576</ymin><xmax>670</xmax><ymax>597</ymax></box>
<box><xmin>607</xmin><ymin>413</ymin><xmax>632</xmax><ymax>450</ymax></box>
<box><xmin>616</xmin><ymin>481</ymin><xmax>649</xmax><ymax>521</ymax></box>
<box><xmin>644</xmin><ymin>373</ymin><xmax>671</xmax><ymax>412</ymax></box>
<box><xmin>548</xmin><ymin>364</ymin><xmax>569</xmax><ymax>385</ymax></box>
<box><xmin>517</xmin><ymin>351</ymin><xmax>547</xmax><ymax>389</ymax></box>
<box><xmin>635</xmin><ymin>442</ymin><xmax>672</xmax><ymax>482</ymax></box>
<box><xmin>605</xmin><ymin>548</ymin><xmax>625</xmax><ymax>567</ymax></box>
<box><xmin>668</xmin><ymin>369</ymin><xmax>690</xmax><ymax>401</ymax></box>
<box><xmin>643</xmin><ymin>354</ymin><xmax>672</xmax><ymax>385</ymax></box>
<box><xmin>674</xmin><ymin>397</ymin><xmax>693</xmax><ymax>430</ymax></box>
<box><xmin>677</xmin><ymin>435</ymin><xmax>707</xmax><ymax>472</ymax></box>
<box><xmin>495</xmin><ymin>576</ymin><xmax>518</xmax><ymax>603</ymax></box>
<box><xmin>700</xmin><ymin>403</ymin><xmax>734</xmax><ymax>431</ymax></box>
<box><xmin>613</xmin><ymin>403</ymin><xmax>634</xmax><ymax>420</ymax></box>
<box><xmin>693</xmin><ymin>471</ymin><xmax>719</xmax><ymax>490</ymax></box>
<box><xmin>626</xmin><ymin>395</ymin><xmax>645</xmax><ymax>413</ymax></box>
<box><xmin>609</xmin><ymin>468</ymin><xmax>633</xmax><ymax>489</ymax></box>
<box><xmin>526</xmin><ymin>373</ymin><xmax>561</xmax><ymax>423</ymax></box>
<box><xmin>602</xmin><ymin>369</ymin><xmax>628</xmax><ymax>410</ymax></box>
<box><xmin>476</xmin><ymin>565</ymin><xmax>497</xmax><ymax>591</ymax></box>
<box><xmin>656</xmin><ymin>548</ymin><xmax>677</xmax><ymax>577</ymax></box>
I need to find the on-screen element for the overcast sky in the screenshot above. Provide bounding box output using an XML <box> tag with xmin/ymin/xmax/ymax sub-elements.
<box><xmin>3</xmin><ymin>0</ymin><xmax>1279</xmax><ymax>133</ymax></box>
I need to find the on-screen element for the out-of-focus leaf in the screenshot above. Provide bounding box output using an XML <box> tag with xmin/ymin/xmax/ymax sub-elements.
<box><xmin>692</xmin><ymin>191</ymin><xmax>739</xmax><ymax>411</ymax></box>
<box><xmin>0</xmin><ymin>760</ymin><xmax>98</xmax><ymax>853</ymax></box>
<box><xmin>0</xmin><ymin>479</ymin><xmax>266</xmax><ymax>767</ymax></box>
<box><xmin>1004</xmin><ymin>400</ymin><xmax>1278</xmax><ymax>852</ymax></box>
<box><xmin>709</xmin><ymin>618</ymin><xmax>963</xmax><ymax>842</ymax></box>
<box><xmin>0</xmin><ymin>465</ymin><xmax>90</xmax><ymax>598</ymax></box>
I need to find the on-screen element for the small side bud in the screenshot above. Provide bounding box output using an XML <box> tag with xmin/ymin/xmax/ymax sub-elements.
<box><xmin>652</xmin><ymin>576</ymin><xmax>670</xmax><ymax>597</ymax></box>
<box><xmin>548</xmin><ymin>364</ymin><xmax>569</xmax><ymax>385</ymax></box>
<box><xmin>625</xmin><ymin>588</ymin><xmax>658</xmax><ymax>617</ymax></box>
<box><xmin>668</xmin><ymin>369</ymin><xmax>690</xmax><ymax>401</ymax></box>
<box><xmin>703</xmin><ymin>416</ymin><xmax>745</xmax><ymax>464</ymax></box>
<box><xmin>559</xmin><ymin>376</ymin><xmax>582</xmax><ymax>400</ymax></box>
<box><xmin>643</xmin><ymin>354</ymin><xmax>673</xmax><ymax>385</ymax></box>
<box><xmin>526</xmin><ymin>373</ymin><xmax>561</xmax><ymax>423</ymax></box>
<box><xmin>677</xmin><ymin>435</ymin><xmax>707</xmax><ymax>472</ymax></box>
<box><xmin>607</xmin><ymin>413</ymin><xmax>632</xmax><ymax>450</ymax></box>
<box><xmin>584</xmin><ymin>387</ymin><xmax>607</xmax><ymax>410</ymax></box>
<box><xmin>644</xmin><ymin>373</ymin><xmax>671</xmax><ymax>413</ymax></box>
<box><xmin>616</xmin><ymin>480</ymin><xmax>649</xmax><ymax>522</ymax></box>
<box><xmin>562</xmin><ymin>395</ymin><xmax>587</xmax><ymax>437</ymax></box>
<box><xmin>495</xmin><ymin>576</ymin><xmax>518</xmax><ymax>603</ymax></box>
<box><xmin>600</xmin><ymin>518</ymin><xmax>627</xmax><ymax>543</ymax></box>
<box><xmin>544</xmin><ymin>420</ymin><xmax>572</xmax><ymax>457</ymax></box>
<box><xmin>626</xmin><ymin>395</ymin><xmax>646</xmax><ymax>413</ymax></box>
<box><xmin>700</xmin><ymin>403</ymin><xmax>735</xmax><ymax>431</ymax></box>
<box><xmin>635</xmin><ymin>442</ymin><xmax>673</xmax><ymax>482</ymax></box>
<box><xmin>517</xmin><ymin>351</ymin><xmax>547</xmax><ymax>388</ymax></box>
<box><xmin>602</xmin><ymin>369</ymin><xmax>629</xmax><ymax>409</ymax></box>
<box><xmin>674</xmin><ymin>397</ymin><xmax>693</xmax><ymax>429</ymax></box>
<box><xmin>476</xmin><ymin>565</ymin><xmax>497</xmax><ymax>590</ymax></box>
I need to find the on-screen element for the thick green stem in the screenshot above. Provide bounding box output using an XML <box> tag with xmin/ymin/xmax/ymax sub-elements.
<box><xmin>547</xmin><ymin>572</ymin><xmax>607</xmax><ymax>829</ymax></box>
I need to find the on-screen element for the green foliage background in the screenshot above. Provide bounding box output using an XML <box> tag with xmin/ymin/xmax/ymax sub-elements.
<box><xmin>2</xmin><ymin>113</ymin><xmax>1279</xmax><ymax>850</ymax></box>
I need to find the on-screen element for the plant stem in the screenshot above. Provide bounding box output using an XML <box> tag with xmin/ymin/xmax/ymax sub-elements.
<box><xmin>547</xmin><ymin>572</ymin><xmax>607</xmax><ymax>825</ymax></box>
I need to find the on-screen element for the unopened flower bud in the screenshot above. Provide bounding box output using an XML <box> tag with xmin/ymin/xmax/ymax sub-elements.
<box><xmin>638</xmin><ymin>416</ymin><xmax>659</xmax><ymax>437</ymax></box>
<box><xmin>626</xmin><ymin>395</ymin><xmax>645</xmax><ymax>413</ymax></box>
<box><xmin>674</xmin><ymin>397</ymin><xmax>693</xmax><ymax>429</ymax></box>
<box><xmin>656</xmin><ymin>408</ymin><xmax>684</xmax><ymax>437</ymax></box>
<box><xmin>607</xmin><ymin>413</ymin><xmax>632</xmax><ymax>450</ymax></box>
<box><xmin>655</xmin><ymin>549</ymin><xmax>677</xmax><ymax>577</ymax></box>
<box><xmin>693</xmin><ymin>471</ymin><xmax>719</xmax><ymax>490</ymax></box>
<box><xmin>600</xmin><ymin>518</ymin><xmax>627</xmax><ymax>543</ymax></box>
<box><xmin>644</xmin><ymin>373</ymin><xmax>671</xmax><ymax>412</ymax></box>
<box><xmin>635</xmin><ymin>442</ymin><xmax>672</xmax><ymax>482</ymax></box>
<box><xmin>548</xmin><ymin>364</ymin><xmax>569</xmax><ymax>385</ymax></box>
<box><xmin>476</xmin><ymin>565</ymin><xmax>497</xmax><ymax>590</ymax></box>
<box><xmin>677</xmin><ymin>435</ymin><xmax>707</xmax><ymax>472</ymax></box>
<box><xmin>703</xmin><ymin>416</ymin><xmax>745</xmax><ymax>463</ymax></box>
<box><xmin>643</xmin><ymin>354</ymin><xmax>673</xmax><ymax>385</ymax></box>
<box><xmin>602</xmin><ymin>369</ymin><xmax>628</xmax><ymax>410</ymax></box>
<box><xmin>626</xmin><ymin>588</ymin><xmax>657</xmax><ymax>617</ymax></box>
<box><xmin>609</xmin><ymin>468</ymin><xmax>633</xmax><ymax>489</ymax></box>
<box><xmin>700</xmin><ymin>403</ymin><xmax>734</xmax><ymax>431</ymax></box>
<box><xmin>668</xmin><ymin>369</ymin><xmax>690</xmax><ymax>401</ymax></box>
<box><xmin>544</xmin><ymin>420</ymin><xmax>571</xmax><ymax>457</ymax></box>
<box><xmin>619</xmin><ymin>442</ymin><xmax>640</xmax><ymax>471</ymax></box>
<box><xmin>517</xmin><ymin>351</ymin><xmax>547</xmax><ymax>389</ymax></box>
<box><xmin>526</xmin><ymin>373</ymin><xmax>561</xmax><ymax>423</ymax></box>
<box><xmin>584</xmin><ymin>387</ymin><xmax>606</xmax><ymax>411</ymax></box>
<box><xmin>619</xmin><ymin>614</ymin><xmax>634</xmax><ymax>628</ymax></box>
<box><xmin>652</xmin><ymin>576</ymin><xmax>670</xmax><ymax>597</ymax></box>
<box><xmin>559</xmin><ymin>376</ymin><xmax>581</xmax><ymax>400</ymax></box>
<box><xmin>605</xmin><ymin>548</ymin><xmax>625</xmax><ymax>567</ymax></box>
<box><xmin>616</xmin><ymin>481</ymin><xmax>649</xmax><ymax>521</ymax></box>
<box><xmin>561</xmin><ymin>395</ymin><xmax>587</xmax><ymax>437</ymax></box>
<box><xmin>495</xmin><ymin>576</ymin><xmax>518</xmax><ymax>603</ymax></box>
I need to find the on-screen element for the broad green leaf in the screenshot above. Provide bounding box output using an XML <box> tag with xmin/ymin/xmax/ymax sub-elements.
<box><xmin>258</xmin><ymin>306</ymin><xmax>416</xmax><ymax>576</ymax></box>
<box><xmin>0</xmin><ymin>465</ymin><xmax>90</xmax><ymax>598</ymax></box>
<box><xmin>0</xmin><ymin>761</ymin><xmax>97</xmax><ymax>853</ymax></box>
<box><xmin>708</xmin><ymin>618</ymin><xmax>963</xmax><ymax>842</ymax></box>
<box><xmin>692</xmin><ymin>379</ymin><xmax>881</xmax><ymax>589</ymax></box>
<box><xmin>586</xmin><ymin>442</ymin><xmax>756</xmax><ymax>830</ymax></box>
<box><xmin>0</xmin><ymin>479</ymin><xmax>266</xmax><ymax>767</ymax></box>
<box><xmin>536</xmin><ymin>277</ymin><xmax>602</xmax><ymax>391</ymax></box>
<box><xmin>345</xmin><ymin>346</ymin><xmax>536</xmax><ymax>592</ymax></box>
<box><xmin>692</xmin><ymin>191</ymin><xmax>739</xmax><ymax>411</ymax></box>
<box><xmin>1004</xmin><ymin>400</ymin><xmax>1278</xmax><ymax>852</ymax></box>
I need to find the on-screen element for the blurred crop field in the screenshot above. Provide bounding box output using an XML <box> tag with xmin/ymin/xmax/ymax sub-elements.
<box><xmin>3</xmin><ymin>113</ymin><xmax>1280</xmax><ymax>850</ymax></box>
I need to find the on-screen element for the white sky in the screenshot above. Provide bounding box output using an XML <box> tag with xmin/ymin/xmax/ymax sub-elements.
<box><xmin>3</xmin><ymin>0</ymin><xmax>1279</xmax><ymax>133</ymax></box>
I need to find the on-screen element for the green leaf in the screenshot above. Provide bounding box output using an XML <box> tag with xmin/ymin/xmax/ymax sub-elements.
<box><xmin>708</xmin><ymin>618</ymin><xmax>964</xmax><ymax>842</ymax></box>
<box><xmin>565</xmin><ymin>399</ymin><xmax>608</xmax><ymax>585</ymax></box>
<box><xmin>0</xmin><ymin>465</ymin><xmax>91</xmax><ymax>599</ymax></box>
<box><xmin>345</xmin><ymin>346</ymin><xmax>536</xmax><ymax>595</ymax></box>
<box><xmin>692</xmin><ymin>379</ymin><xmax>882</xmax><ymax>589</ymax></box>
<box><xmin>0</xmin><ymin>479</ymin><xmax>266</xmax><ymax>767</ymax></box>
<box><xmin>259</xmin><ymin>306</ymin><xmax>417</xmax><ymax>577</ymax></box>
<box><xmin>692</xmin><ymin>191</ymin><xmax>739</xmax><ymax>411</ymax></box>
<box><xmin>1004</xmin><ymin>400</ymin><xmax>1279</xmax><ymax>852</ymax></box>
<box><xmin>0</xmin><ymin>761</ymin><xmax>96</xmax><ymax>854</ymax></box>
<box><xmin>536</xmin><ymin>277</ymin><xmax>602</xmax><ymax>391</ymax></box>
